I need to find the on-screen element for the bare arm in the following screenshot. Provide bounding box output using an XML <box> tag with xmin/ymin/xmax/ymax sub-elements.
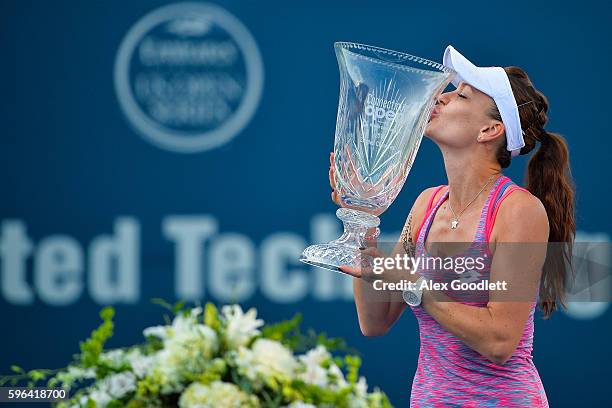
<box><xmin>348</xmin><ymin>187</ymin><xmax>439</xmax><ymax>336</ymax></box>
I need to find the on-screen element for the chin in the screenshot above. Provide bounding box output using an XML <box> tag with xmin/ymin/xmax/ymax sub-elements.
<box><xmin>423</xmin><ymin>125</ymin><xmax>437</xmax><ymax>140</ymax></box>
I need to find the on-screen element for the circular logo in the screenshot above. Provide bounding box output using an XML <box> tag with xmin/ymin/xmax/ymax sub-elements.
<box><xmin>114</xmin><ymin>3</ymin><xmax>264</xmax><ymax>153</ymax></box>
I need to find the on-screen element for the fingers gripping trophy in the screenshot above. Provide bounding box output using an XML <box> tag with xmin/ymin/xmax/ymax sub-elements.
<box><xmin>299</xmin><ymin>42</ymin><xmax>455</xmax><ymax>273</ymax></box>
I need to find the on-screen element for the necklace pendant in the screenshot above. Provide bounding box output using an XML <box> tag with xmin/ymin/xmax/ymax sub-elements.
<box><xmin>450</xmin><ymin>219</ymin><xmax>459</xmax><ymax>229</ymax></box>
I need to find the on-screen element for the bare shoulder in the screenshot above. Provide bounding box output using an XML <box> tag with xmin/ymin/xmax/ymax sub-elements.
<box><xmin>493</xmin><ymin>189</ymin><xmax>549</xmax><ymax>242</ymax></box>
<box><xmin>401</xmin><ymin>185</ymin><xmax>447</xmax><ymax>242</ymax></box>
<box><xmin>412</xmin><ymin>185</ymin><xmax>447</xmax><ymax>216</ymax></box>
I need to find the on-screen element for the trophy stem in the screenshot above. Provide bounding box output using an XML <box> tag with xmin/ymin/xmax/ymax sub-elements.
<box><xmin>299</xmin><ymin>208</ymin><xmax>380</xmax><ymax>273</ymax></box>
<box><xmin>329</xmin><ymin>208</ymin><xmax>380</xmax><ymax>248</ymax></box>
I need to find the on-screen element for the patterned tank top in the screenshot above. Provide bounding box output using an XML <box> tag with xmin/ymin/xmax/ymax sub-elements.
<box><xmin>409</xmin><ymin>175</ymin><xmax>549</xmax><ymax>407</ymax></box>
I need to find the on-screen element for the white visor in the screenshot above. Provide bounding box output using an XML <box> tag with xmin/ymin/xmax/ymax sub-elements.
<box><xmin>442</xmin><ymin>45</ymin><xmax>524</xmax><ymax>157</ymax></box>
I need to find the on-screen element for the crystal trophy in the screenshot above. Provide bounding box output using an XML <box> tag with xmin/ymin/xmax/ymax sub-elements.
<box><xmin>299</xmin><ymin>42</ymin><xmax>455</xmax><ymax>273</ymax></box>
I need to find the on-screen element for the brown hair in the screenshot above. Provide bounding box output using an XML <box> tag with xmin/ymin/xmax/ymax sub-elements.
<box><xmin>489</xmin><ymin>67</ymin><xmax>576</xmax><ymax>319</ymax></box>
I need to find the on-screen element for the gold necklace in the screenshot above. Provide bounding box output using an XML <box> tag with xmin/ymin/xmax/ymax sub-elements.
<box><xmin>447</xmin><ymin>174</ymin><xmax>499</xmax><ymax>230</ymax></box>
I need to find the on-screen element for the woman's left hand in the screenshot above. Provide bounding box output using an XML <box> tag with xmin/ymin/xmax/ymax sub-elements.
<box><xmin>338</xmin><ymin>246</ymin><xmax>388</xmax><ymax>282</ymax></box>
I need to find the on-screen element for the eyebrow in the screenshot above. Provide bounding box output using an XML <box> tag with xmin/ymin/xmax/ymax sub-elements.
<box><xmin>459</xmin><ymin>82</ymin><xmax>472</xmax><ymax>92</ymax></box>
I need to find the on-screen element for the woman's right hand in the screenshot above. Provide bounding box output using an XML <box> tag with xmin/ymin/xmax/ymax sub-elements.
<box><xmin>329</xmin><ymin>150</ymin><xmax>382</xmax><ymax>244</ymax></box>
<box><xmin>329</xmin><ymin>150</ymin><xmax>388</xmax><ymax>217</ymax></box>
<box><xmin>329</xmin><ymin>151</ymin><xmax>344</xmax><ymax>207</ymax></box>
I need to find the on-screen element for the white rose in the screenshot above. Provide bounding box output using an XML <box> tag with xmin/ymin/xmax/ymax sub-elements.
<box><xmin>234</xmin><ymin>339</ymin><xmax>297</xmax><ymax>389</ymax></box>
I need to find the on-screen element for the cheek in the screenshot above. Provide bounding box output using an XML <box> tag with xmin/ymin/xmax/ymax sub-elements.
<box><xmin>426</xmin><ymin>110</ymin><xmax>479</xmax><ymax>143</ymax></box>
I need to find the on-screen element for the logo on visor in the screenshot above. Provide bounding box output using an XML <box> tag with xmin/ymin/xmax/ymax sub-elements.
<box><xmin>114</xmin><ymin>3</ymin><xmax>264</xmax><ymax>153</ymax></box>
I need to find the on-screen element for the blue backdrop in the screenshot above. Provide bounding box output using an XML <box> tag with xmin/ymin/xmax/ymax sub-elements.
<box><xmin>2</xmin><ymin>0</ymin><xmax>611</xmax><ymax>406</ymax></box>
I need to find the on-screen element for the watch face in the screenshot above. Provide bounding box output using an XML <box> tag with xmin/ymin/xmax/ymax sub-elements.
<box><xmin>403</xmin><ymin>290</ymin><xmax>419</xmax><ymax>306</ymax></box>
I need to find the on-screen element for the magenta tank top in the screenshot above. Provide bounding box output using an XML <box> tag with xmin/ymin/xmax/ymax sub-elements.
<box><xmin>409</xmin><ymin>175</ymin><xmax>549</xmax><ymax>407</ymax></box>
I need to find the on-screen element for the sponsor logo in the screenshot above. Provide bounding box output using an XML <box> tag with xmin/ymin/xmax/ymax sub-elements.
<box><xmin>114</xmin><ymin>3</ymin><xmax>264</xmax><ymax>153</ymax></box>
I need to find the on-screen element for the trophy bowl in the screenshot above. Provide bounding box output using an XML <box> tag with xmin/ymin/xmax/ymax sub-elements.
<box><xmin>300</xmin><ymin>42</ymin><xmax>455</xmax><ymax>273</ymax></box>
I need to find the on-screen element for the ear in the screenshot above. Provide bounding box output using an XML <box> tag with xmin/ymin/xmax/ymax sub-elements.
<box><xmin>478</xmin><ymin>120</ymin><xmax>505</xmax><ymax>143</ymax></box>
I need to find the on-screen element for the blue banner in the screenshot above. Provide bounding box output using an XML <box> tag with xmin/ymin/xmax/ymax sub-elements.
<box><xmin>2</xmin><ymin>0</ymin><xmax>610</xmax><ymax>406</ymax></box>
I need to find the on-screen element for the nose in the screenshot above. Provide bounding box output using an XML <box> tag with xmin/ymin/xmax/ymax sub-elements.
<box><xmin>435</xmin><ymin>91</ymin><xmax>451</xmax><ymax>106</ymax></box>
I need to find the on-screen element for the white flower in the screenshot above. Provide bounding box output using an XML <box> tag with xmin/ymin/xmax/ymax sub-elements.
<box><xmin>150</xmin><ymin>348</ymin><xmax>183</xmax><ymax>395</ymax></box>
<box><xmin>126</xmin><ymin>348</ymin><xmax>156</xmax><ymax>379</ymax></box>
<box><xmin>283</xmin><ymin>403</ymin><xmax>317</xmax><ymax>408</ymax></box>
<box><xmin>66</xmin><ymin>366</ymin><xmax>96</xmax><ymax>381</ymax></box>
<box><xmin>178</xmin><ymin>381</ymin><xmax>259</xmax><ymax>408</ymax></box>
<box><xmin>66</xmin><ymin>394</ymin><xmax>89</xmax><ymax>408</ymax></box>
<box><xmin>328</xmin><ymin>363</ymin><xmax>348</xmax><ymax>389</ymax></box>
<box><xmin>347</xmin><ymin>376</ymin><xmax>369</xmax><ymax>408</ymax></box>
<box><xmin>296</xmin><ymin>345</ymin><xmax>348</xmax><ymax>391</ymax></box>
<box><xmin>143</xmin><ymin>325</ymin><xmax>169</xmax><ymax>340</ymax></box>
<box><xmin>234</xmin><ymin>338</ymin><xmax>297</xmax><ymax>389</ymax></box>
<box><xmin>299</xmin><ymin>345</ymin><xmax>329</xmax><ymax>366</ymax></box>
<box><xmin>99</xmin><ymin>349</ymin><xmax>127</xmax><ymax>369</ymax></box>
<box><xmin>221</xmin><ymin>305</ymin><xmax>264</xmax><ymax>348</ymax></box>
<box><xmin>100</xmin><ymin>371</ymin><xmax>137</xmax><ymax>399</ymax></box>
<box><xmin>88</xmin><ymin>388</ymin><xmax>112</xmax><ymax>408</ymax></box>
<box><xmin>190</xmin><ymin>306</ymin><xmax>203</xmax><ymax>319</ymax></box>
<box><xmin>355</xmin><ymin>376</ymin><xmax>368</xmax><ymax>396</ymax></box>
<box><xmin>78</xmin><ymin>394</ymin><xmax>90</xmax><ymax>407</ymax></box>
<box><xmin>56</xmin><ymin>365</ymin><xmax>97</xmax><ymax>388</ymax></box>
<box><xmin>298</xmin><ymin>345</ymin><xmax>331</xmax><ymax>387</ymax></box>
<box><xmin>149</xmin><ymin>315</ymin><xmax>219</xmax><ymax>394</ymax></box>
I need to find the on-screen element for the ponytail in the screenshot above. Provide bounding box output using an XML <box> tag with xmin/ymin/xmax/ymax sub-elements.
<box><xmin>492</xmin><ymin>66</ymin><xmax>576</xmax><ymax>318</ymax></box>
<box><xmin>525</xmin><ymin>130</ymin><xmax>576</xmax><ymax>318</ymax></box>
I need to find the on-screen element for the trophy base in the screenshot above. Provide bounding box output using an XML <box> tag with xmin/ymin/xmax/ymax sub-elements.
<box><xmin>299</xmin><ymin>243</ymin><xmax>360</xmax><ymax>273</ymax></box>
<box><xmin>299</xmin><ymin>208</ymin><xmax>380</xmax><ymax>274</ymax></box>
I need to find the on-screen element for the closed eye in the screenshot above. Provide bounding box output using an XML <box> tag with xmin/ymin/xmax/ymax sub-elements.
<box><xmin>458</xmin><ymin>93</ymin><xmax>467</xmax><ymax>99</ymax></box>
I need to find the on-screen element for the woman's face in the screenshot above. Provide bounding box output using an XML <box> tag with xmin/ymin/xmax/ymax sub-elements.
<box><xmin>425</xmin><ymin>81</ymin><xmax>501</xmax><ymax>151</ymax></box>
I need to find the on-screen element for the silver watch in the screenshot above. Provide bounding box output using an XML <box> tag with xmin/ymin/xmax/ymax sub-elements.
<box><xmin>402</xmin><ymin>276</ymin><xmax>425</xmax><ymax>306</ymax></box>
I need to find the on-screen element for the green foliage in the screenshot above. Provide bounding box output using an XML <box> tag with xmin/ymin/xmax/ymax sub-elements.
<box><xmin>79</xmin><ymin>306</ymin><xmax>115</xmax><ymax>369</ymax></box>
<box><xmin>261</xmin><ymin>312</ymin><xmax>303</xmax><ymax>347</ymax></box>
<box><xmin>150</xmin><ymin>298</ymin><xmax>173</xmax><ymax>312</ymax></box>
<box><xmin>345</xmin><ymin>355</ymin><xmax>362</xmax><ymax>384</ymax></box>
<box><xmin>287</xmin><ymin>378</ymin><xmax>354</xmax><ymax>407</ymax></box>
<box><xmin>151</xmin><ymin>297</ymin><xmax>187</xmax><ymax>326</ymax></box>
<box><xmin>262</xmin><ymin>312</ymin><xmax>360</xmax><ymax>358</ymax></box>
<box><xmin>0</xmin><ymin>365</ymin><xmax>58</xmax><ymax>388</ymax></box>
<box><xmin>204</xmin><ymin>302</ymin><xmax>221</xmax><ymax>331</ymax></box>
<box><xmin>10</xmin><ymin>365</ymin><xmax>23</xmax><ymax>374</ymax></box>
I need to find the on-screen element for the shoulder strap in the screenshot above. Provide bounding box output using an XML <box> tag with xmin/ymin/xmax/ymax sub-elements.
<box><xmin>484</xmin><ymin>182</ymin><xmax>530</xmax><ymax>242</ymax></box>
<box><xmin>415</xmin><ymin>185</ymin><xmax>447</xmax><ymax>241</ymax></box>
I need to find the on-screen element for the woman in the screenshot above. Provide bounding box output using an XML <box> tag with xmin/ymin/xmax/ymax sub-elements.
<box><xmin>331</xmin><ymin>46</ymin><xmax>575</xmax><ymax>407</ymax></box>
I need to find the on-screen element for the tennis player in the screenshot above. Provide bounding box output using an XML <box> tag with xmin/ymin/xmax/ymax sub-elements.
<box><xmin>332</xmin><ymin>45</ymin><xmax>575</xmax><ymax>407</ymax></box>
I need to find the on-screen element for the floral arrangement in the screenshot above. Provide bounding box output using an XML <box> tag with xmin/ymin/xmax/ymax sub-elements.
<box><xmin>1</xmin><ymin>299</ymin><xmax>393</xmax><ymax>408</ymax></box>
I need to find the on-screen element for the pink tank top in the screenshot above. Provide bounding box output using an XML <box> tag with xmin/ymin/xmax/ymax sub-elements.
<box><xmin>409</xmin><ymin>175</ymin><xmax>549</xmax><ymax>407</ymax></box>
